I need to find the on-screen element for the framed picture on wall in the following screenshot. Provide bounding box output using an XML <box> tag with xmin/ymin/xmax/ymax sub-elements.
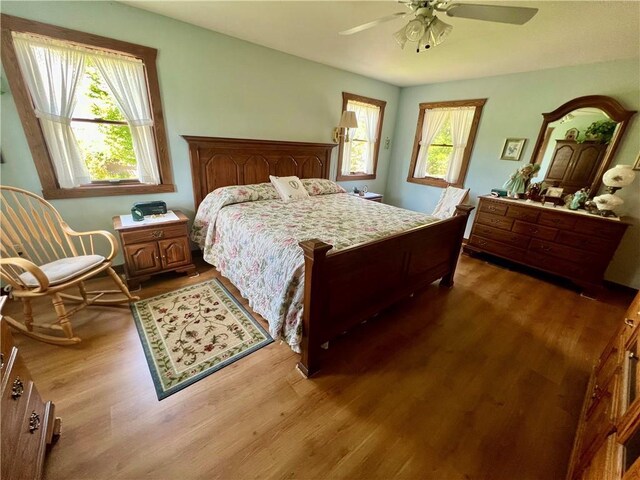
<box><xmin>634</xmin><ymin>152</ymin><xmax>640</xmax><ymax>171</ymax></box>
<box><xmin>500</xmin><ymin>138</ymin><xmax>526</xmax><ymax>161</ymax></box>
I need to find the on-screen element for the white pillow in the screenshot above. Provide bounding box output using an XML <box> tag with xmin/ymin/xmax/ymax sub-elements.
<box><xmin>269</xmin><ymin>175</ymin><xmax>310</xmax><ymax>202</ymax></box>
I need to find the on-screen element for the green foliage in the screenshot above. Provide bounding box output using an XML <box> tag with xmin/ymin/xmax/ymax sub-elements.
<box><xmin>77</xmin><ymin>61</ymin><xmax>136</xmax><ymax>180</ymax></box>
<box><xmin>583</xmin><ymin>120</ymin><xmax>617</xmax><ymax>144</ymax></box>
<box><xmin>424</xmin><ymin>116</ymin><xmax>453</xmax><ymax>177</ymax></box>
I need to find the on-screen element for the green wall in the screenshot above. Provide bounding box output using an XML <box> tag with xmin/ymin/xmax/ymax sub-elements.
<box><xmin>0</xmin><ymin>0</ymin><xmax>399</xmax><ymax>263</ymax></box>
<box><xmin>2</xmin><ymin>1</ymin><xmax>639</xmax><ymax>289</ymax></box>
<box><xmin>385</xmin><ymin>59</ymin><xmax>640</xmax><ymax>288</ymax></box>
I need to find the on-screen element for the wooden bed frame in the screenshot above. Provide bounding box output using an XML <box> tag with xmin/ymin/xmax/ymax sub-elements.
<box><xmin>183</xmin><ymin>136</ymin><xmax>474</xmax><ymax>377</ymax></box>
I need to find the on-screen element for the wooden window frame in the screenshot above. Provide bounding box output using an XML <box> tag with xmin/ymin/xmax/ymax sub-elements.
<box><xmin>407</xmin><ymin>98</ymin><xmax>486</xmax><ymax>189</ymax></box>
<box><xmin>0</xmin><ymin>14</ymin><xmax>175</xmax><ymax>199</ymax></box>
<box><xmin>336</xmin><ymin>92</ymin><xmax>386</xmax><ymax>182</ymax></box>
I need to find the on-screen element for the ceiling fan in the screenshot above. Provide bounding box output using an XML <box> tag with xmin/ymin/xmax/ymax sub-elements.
<box><xmin>339</xmin><ymin>1</ymin><xmax>539</xmax><ymax>53</ymax></box>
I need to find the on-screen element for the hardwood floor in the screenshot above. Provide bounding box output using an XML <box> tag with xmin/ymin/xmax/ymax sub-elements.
<box><xmin>5</xmin><ymin>254</ymin><xmax>633</xmax><ymax>480</ymax></box>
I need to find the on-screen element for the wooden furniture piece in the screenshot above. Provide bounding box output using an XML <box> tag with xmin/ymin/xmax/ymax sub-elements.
<box><xmin>112</xmin><ymin>210</ymin><xmax>196</xmax><ymax>289</ymax></box>
<box><xmin>530</xmin><ymin>95</ymin><xmax>636</xmax><ymax>195</ymax></box>
<box><xmin>350</xmin><ymin>192</ymin><xmax>383</xmax><ymax>202</ymax></box>
<box><xmin>0</xmin><ymin>186</ymin><xmax>139</xmax><ymax>345</ymax></box>
<box><xmin>1</xmin><ymin>297</ymin><xmax>61</xmax><ymax>480</ymax></box>
<box><xmin>463</xmin><ymin>195</ymin><xmax>629</xmax><ymax>297</ymax></box>
<box><xmin>184</xmin><ymin>136</ymin><xmax>474</xmax><ymax>377</ymax></box>
<box><xmin>566</xmin><ymin>291</ymin><xmax>640</xmax><ymax>479</ymax></box>
<box><xmin>543</xmin><ymin>140</ymin><xmax>608</xmax><ymax>195</ymax></box>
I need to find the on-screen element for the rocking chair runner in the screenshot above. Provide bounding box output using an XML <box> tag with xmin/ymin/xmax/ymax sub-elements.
<box><xmin>0</xmin><ymin>186</ymin><xmax>139</xmax><ymax>345</ymax></box>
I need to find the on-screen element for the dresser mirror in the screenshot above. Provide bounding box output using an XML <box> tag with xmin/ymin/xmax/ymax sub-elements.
<box><xmin>529</xmin><ymin>95</ymin><xmax>636</xmax><ymax>196</ymax></box>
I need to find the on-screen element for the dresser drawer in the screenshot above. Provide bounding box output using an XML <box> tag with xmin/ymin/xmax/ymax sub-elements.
<box><xmin>528</xmin><ymin>251</ymin><xmax>599</xmax><ymax>280</ymax></box>
<box><xmin>529</xmin><ymin>238</ymin><xmax>602</xmax><ymax>265</ymax></box>
<box><xmin>120</xmin><ymin>224</ymin><xmax>187</xmax><ymax>245</ymax></box>
<box><xmin>574</xmin><ymin>218</ymin><xmax>627</xmax><ymax>239</ymax></box>
<box><xmin>472</xmin><ymin>224</ymin><xmax>530</xmax><ymax>248</ymax></box>
<box><xmin>2</xmin><ymin>354</ymin><xmax>35</xmax><ymax>436</ymax></box>
<box><xmin>538</xmin><ymin>211</ymin><xmax>577</xmax><ymax>230</ymax></box>
<box><xmin>506</xmin><ymin>205</ymin><xmax>539</xmax><ymax>223</ymax></box>
<box><xmin>468</xmin><ymin>235</ymin><xmax>527</xmax><ymax>261</ymax></box>
<box><xmin>555</xmin><ymin>230</ymin><xmax>618</xmax><ymax>255</ymax></box>
<box><xmin>479</xmin><ymin>199</ymin><xmax>508</xmax><ymax>216</ymax></box>
<box><xmin>475</xmin><ymin>212</ymin><xmax>514</xmax><ymax>231</ymax></box>
<box><xmin>512</xmin><ymin>220</ymin><xmax>558</xmax><ymax>241</ymax></box>
<box><xmin>6</xmin><ymin>386</ymin><xmax>49</xmax><ymax>480</ymax></box>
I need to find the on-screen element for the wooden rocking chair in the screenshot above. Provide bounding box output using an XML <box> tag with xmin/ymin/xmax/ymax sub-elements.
<box><xmin>0</xmin><ymin>186</ymin><xmax>139</xmax><ymax>345</ymax></box>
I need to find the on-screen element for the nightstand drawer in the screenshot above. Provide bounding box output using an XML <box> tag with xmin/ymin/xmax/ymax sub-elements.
<box><xmin>120</xmin><ymin>224</ymin><xmax>187</xmax><ymax>245</ymax></box>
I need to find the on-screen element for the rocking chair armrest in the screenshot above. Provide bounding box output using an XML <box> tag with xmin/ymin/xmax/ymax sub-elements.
<box><xmin>62</xmin><ymin>226</ymin><xmax>119</xmax><ymax>261</ymax></box>
<box><xmin>0</xmin><ymin>257</ymin><xmax>50</xmax><ymax>292</ymax></box>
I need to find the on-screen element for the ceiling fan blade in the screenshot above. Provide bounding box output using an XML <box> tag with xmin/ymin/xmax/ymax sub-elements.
<box><xmin>443</xmin><ymin>4</ymin><xmax>538</xmax><ymax>25</ymax></box>
<box><xmin>339</xmin><ymin>12</ymin><xmax>407</xmax><ymax>35</ymax></box>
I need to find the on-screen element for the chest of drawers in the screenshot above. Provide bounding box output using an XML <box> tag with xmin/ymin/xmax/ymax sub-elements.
<box><xmin>463</xmin><ymin>196</ymin><xmax>630</xmax><ymax>296</ymax></box>
<box><xmin>1</xmin><ymin>298</ymin><xmax>60</xmax><ymax>479</ymax></box>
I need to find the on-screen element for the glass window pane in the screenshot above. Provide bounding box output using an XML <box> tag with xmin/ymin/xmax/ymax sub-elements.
<box><xmin>348</xmin><ymin>140</ymin><xmax>367</xmax><ymax>173</ymax></box>
<box><xmin>425</xmin><ymin>145</ymin><xmax>453</xmax><ymax>177</ymax></box>
<box><xmin>431</xmin><ymin>115</ymin><xmax>452</xmax><ymax>146</ymax></box>
<box><xmin>71</xmin><ymin>121</ymin><xmax>137</xmax><ymax>181</ymax></box>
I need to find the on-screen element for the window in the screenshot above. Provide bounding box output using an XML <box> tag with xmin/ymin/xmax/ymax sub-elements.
<box><xmin>1</xmin><ymin>14</ymin><xmax>174</xmax><ymax>199</ymax></box>
<box><xmin>407</xmin><ymin>99</ymin><xmax>486</xmax><ymax>188</ymax></box>
<box><xmin>336</xmin><ymin>93</ymin><xmax>386</xmax><ymax>181</ymax></box>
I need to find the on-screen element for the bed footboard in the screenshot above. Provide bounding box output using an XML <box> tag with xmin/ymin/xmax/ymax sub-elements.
<box><xmin>297</xmin><ymin>204</ymin><xmax>474</xmax><ymax>377</ymax></box>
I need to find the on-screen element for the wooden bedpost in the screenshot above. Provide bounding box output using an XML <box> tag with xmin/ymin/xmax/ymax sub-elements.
<box><xmin>297</xmin><ymin>239</ymin><xmax>333</xmax><ymax>378</ymax></box>
<box><xmin>440</xmin><ymin>204</ymin><xmax>474</xmax><ymax>288</ymax></box>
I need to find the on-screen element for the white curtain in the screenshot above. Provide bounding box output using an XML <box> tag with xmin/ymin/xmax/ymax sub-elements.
<box><xmin>414</xmin><ymin>108</ymin><xmax>449</xmax><ymax>178</ymax></box>
<box><xmin>92</xmin><ymin>53</ymin><xmax>160</xmax><ymax>184</ymax></box>
<box><xmin>13</xmin><ymin>33</ymin><xmax>90</xmax><ymax>188</ymax></box>
<box><xmin>341</xmin><ymin>101</ymin><xmax>380</xmax><ymax>176</ymax></box>
<box><xmin>445</xmin><ymin>107</ymin><xmax>475</xmax><ymax>184</ymax></box>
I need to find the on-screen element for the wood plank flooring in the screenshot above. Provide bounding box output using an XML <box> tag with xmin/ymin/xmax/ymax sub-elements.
<box><xmin>5</xmin><ymin>254</ymin><xmax>633</xmax><ymax>480</ymax></box>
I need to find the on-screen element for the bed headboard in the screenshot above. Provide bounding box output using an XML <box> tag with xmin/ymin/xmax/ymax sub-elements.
<box><xmin>183</xmin><ymin>136</ymin><xmax>336</xmax><ymax>209</ymax></box>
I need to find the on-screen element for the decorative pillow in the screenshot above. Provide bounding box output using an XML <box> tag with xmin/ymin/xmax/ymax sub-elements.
<box><xmin>269</xmin><ymin>175</ymin><xmax>310</xmax><ymax>202</ymax></box>
<box><xmin>302</xmin><ymin>178</ymin><xmax>347</xmax><ymax>196</ymax></box>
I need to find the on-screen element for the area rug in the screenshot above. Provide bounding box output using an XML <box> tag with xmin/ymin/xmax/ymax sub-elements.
<box><xmin>131</xmin><ymin>279</ymin><xmax>273</xmax><ymax>400</ymax></box>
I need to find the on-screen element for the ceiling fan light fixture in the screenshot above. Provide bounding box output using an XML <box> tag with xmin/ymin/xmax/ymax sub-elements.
<box><xmin>393</xmin><ymin>26</ymin><xmax>408</xmax><ymax>49</ymax></box>
<box><xmin>404</xmin><ymin>17</ymin><xmax>427</xmax><ymax>42</ymax></box>
<box><xmin>427</xmin><ymin>17</ymin><xmax>453</xmax><ymax>47</ymax></box>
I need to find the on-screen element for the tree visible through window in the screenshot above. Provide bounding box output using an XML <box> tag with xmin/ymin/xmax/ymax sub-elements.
<box><xmin>71</xmin><ymin>59</ymin><xmax>137</xmax><ymax>181</ymax></box>
<box><xmin>407</xmin><ymin>99</ymin><xmax>486</xmax><ymax>189</ymax></box>
<box><xmin>337</xmin><ymin>92</ymin><xmax>386</xmax><ymax>182</ymax></box>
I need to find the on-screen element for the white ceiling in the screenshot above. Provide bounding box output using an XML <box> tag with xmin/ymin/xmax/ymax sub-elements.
<box><xmin>123</xmin><ymin>1</ymin><xmax>640</xmax><ymax>87</ymax></box>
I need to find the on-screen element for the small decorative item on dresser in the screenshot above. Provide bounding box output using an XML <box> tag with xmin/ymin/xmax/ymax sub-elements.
<box><xmin>593</xmin><ymin>164</ymin><xmax>637</xmax><ymax>217</ymax></box>
<box><xmin>503</xmin><ymin>163</ymin><xmax>541</xmax><ymax>198</ymax></box>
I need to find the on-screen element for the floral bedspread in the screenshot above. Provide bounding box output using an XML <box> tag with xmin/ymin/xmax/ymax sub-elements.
<box><xmin>192</xmin><ymin>182</ymin><xmax>438</xmax><ymax>352</ymax></box>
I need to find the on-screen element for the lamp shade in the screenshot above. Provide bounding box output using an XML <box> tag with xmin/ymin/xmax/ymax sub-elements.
<box><xmin>428</xmin><ymin>17</ymin><xmax>453</xmax><ymax>47</ymax></box>
<box><xmin>338</xmin><ymin>111</ymin><xmax>358</xmax><ymax>129</ymax></box>
<box><xmin>603</xmin><ymin>164</ymin><xmax>636</xmax><ymax>188</ymax></box>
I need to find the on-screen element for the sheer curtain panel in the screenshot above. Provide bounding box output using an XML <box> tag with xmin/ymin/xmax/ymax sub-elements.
<box><xmin>362</xmin><ymin>103</ymin><xmax>379</xmax><ymax>175</ymax></box>
<box><xmin>13</xmin><ymin>33</ymin><xmax>90</xmax><ymax>188</ymax></box>
<box><xmin>445</xmin><ymin>107</ymin><xmax>475</xmax><ymax>184</ymax></box>
<box><xmin>414</xmin><ymin>108</ymin><xmax>448</xmax><ymax>178</ymax></box>
<box><xmin>93</xmin><ymin>54</ymin><xmax>160</xmax><ymax>184</ymax></box>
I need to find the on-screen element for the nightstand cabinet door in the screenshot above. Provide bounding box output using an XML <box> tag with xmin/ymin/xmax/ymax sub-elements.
<box><xmin>124</xmin><ymin>242</ymin><xmax>162</xmax><ymax>276</ymax></box>
<box><xmin>159</xmin><ymin>237</ymin><xmax>191</xmax><ymax>270</ymax></box>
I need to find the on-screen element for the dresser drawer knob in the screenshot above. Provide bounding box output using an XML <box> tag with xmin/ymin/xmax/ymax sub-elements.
<box><xmin>478</xmin><ymin>240</ymin><xmax>487</xmax><ymax>246</ymax></box>
<box><xmin>28</xmin><ymin>411</ymin><xmax>40</xmax><ymax>433</ymax></box>
<box><xmin>530</xmin><ymin>228</ymin><xmax>539</xmax><ymax>234</ymax></box>
<box><xmin>11</xmin><ymin>377</ymin><xmax>24</xmax><ymax>399</ymax></box>
<box><xmin>630</xmin><ymin>352</ymin><xmax>638</xmax><ymax>360</ymax></box>
<box><xmin>540</xmin><ymin>245</ymin><xmax>552</xmax><ymax>252</ymax></box>
<box><xmin>626</xmin><ymin>318</ymin><xmax>635</xmax><ymax>328</ymax></box>
<box><xmin>151</xmin><ymin>230</ymin><xmax>164</xmax><ymax>239</ymax></box>
<box><xmin>488</xmin><ymin>206</ymin><xmax>497</xmax><ymax>211</ymax></box>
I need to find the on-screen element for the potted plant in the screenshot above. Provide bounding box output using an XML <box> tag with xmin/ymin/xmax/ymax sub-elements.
<box><xmin>583</xmin><ymin>120</ymin><xmax>617</xmax><ymax>144</ymax></box>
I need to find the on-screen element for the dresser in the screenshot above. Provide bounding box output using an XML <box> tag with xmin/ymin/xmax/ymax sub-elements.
<box><xmin>463</xmin><ymin>195</ymin><xmax>630</xmax><ymax>296</ymax></box>
<box><xmin>566</xmin><ymin>291</ymin><xmax>640</xmax><ymax>479</ymax></box>
<box><xmin>113</xmin><ymin>210</ymin><xmax>197</xmax><ymax>289</ymax></box>
<box><xmin>1</xmin><ymin>298</ymin><xmax>60</xmax><ymax>479</ymax></box>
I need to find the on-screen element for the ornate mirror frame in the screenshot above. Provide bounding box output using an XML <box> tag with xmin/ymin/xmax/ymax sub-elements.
<box><xmin>530</xmin><ymin>95</ymin><xmax>636</xmax><ymax>195</ymax></box>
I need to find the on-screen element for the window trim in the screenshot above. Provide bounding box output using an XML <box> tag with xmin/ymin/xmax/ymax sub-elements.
<box><xmin>336</xmin><ymin>92</ymin><xmax>386</xmax><ymax>182</ymax></box>
<box><xmin>407</xmin><ymin>98</ymin><xmax>486</xmax><ymax>189</ymax></box>
<box><xmin>0</xmin><ymin>14</ymin><xmax>175</xmax><ymax>199</ymax></box>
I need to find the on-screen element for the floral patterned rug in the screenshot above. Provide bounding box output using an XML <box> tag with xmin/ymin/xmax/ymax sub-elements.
<box><xmin>131</xmin><ymin>279</ymin><xmax>273</xmax><ymax>400</ymax></box>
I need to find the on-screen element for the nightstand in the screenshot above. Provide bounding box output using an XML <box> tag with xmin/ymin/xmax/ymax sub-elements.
<box><xmin>112</xmin><ymin>210</ymin><xmax>196</xmax><ymax>288</ymax></box>
<box><xmin>350</xmin><ymin>192</ymin><xmax>383</xmax><ymax>202</ymax></box>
